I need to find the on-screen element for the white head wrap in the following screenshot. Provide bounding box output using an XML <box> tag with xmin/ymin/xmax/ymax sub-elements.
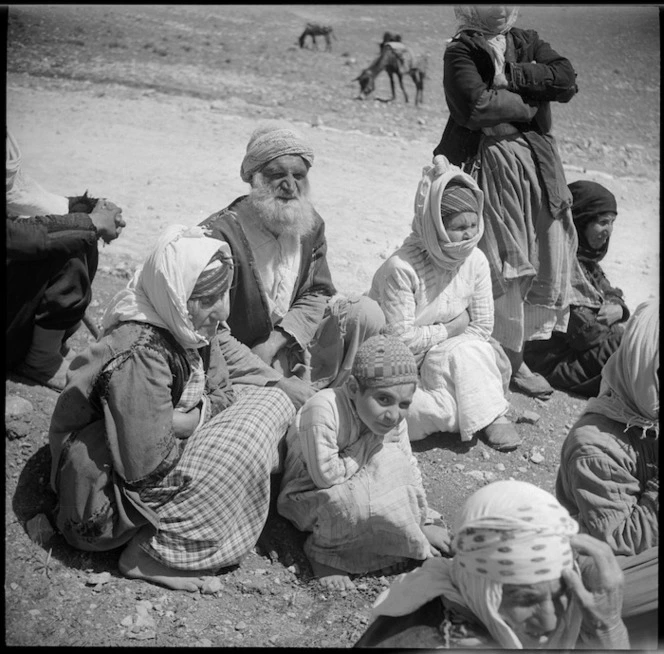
<box><xmin>240</xmin><ymin>121</ymin><xmax>314</xmax><ymax>183</ymax></box>
<box><xmin>371</xmin><ymin>480</ymin><xmax>582</xmax><ymax>649</ymax></box>
<box><xmin>585</xmin><ymin>299</ymin><xmax>660</xmax><ymax>438</ymax></box>
<box><xmin>102</xmin><ymin>224</ymin><xmax>232</xmax><ymax>350</ymax></box>
<box><xmin>453</xmin><ymin>6</ymin><xmax>519</xmax><ymax>76</ymax></box>
<box><xmin>406</xmin><ymin>154</ymin><xmax>484</xmax><ymax>271</ymax></box>
<box><xmin>454</xmin><ymin>5</ymin><xmax>519</xmax><ymax>36</ymax></box>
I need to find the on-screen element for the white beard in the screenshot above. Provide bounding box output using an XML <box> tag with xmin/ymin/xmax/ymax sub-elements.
<box><xmin>246</xmin><ymin>177</ymin><xmax>317</xmax><ymax>238</ymax></box>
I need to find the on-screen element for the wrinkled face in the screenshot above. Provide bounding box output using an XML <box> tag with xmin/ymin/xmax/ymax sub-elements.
<box><xmin>348</xmin><ymin>378</ymin><xmax>416</xmax><ymax>436</ymax></box>
<box><xmin>249</xmin><ymin>154</ymin><xmax>316</xmax><ymax>238</ymax></box>
<box><xmin>442</xmin><ymin>211</ymin><xmax>479</xmax><ymax>243</ymax></box>
<box><xmin>257</xmin><ymin>154</ymin><xmax>310</xmax><ymax>201</ymax></box>
<box><xmin>498</xmin><ymin>578</ymin><xmax>570</xmax><ymax>649</ymax></box>
<box><xmin>475</xmin><ymin>5</ymin><xmax>513</xmax><ymax>33</ymax></box>
<box><xmin>187</xmin><ymin>291</ymin><xmax>230</xmax><ymax>338</ymax></box>
<box><xmin>583</xmin><ymin>212</ymin><xmax>617</xmax><ymax>250</ymax></box>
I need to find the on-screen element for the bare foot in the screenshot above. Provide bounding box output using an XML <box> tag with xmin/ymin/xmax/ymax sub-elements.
<box><xmin>118</xmin><ymin>533</ymin><xmax>207</xmax><ymax>592</ymax></box>
<box><xmin>422</xmin><ymin>524</ymin><xmax>452</xmax><ymax>556</ymax></box>
<box><xmin>310</xmin><ymin>560</ymin><xmax>355</xmax><ymax>591</ymax></box>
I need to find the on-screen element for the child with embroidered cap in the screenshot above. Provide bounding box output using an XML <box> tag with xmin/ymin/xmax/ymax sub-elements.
<box><xmin>277</xmin><ymin>334</ymin><xmax>451</xmax><ymax>591</ymax></box>
<box><xmin>368</xmin><ymin>154</ymin><xmax>520</xmax><ymax>452</ymax></box>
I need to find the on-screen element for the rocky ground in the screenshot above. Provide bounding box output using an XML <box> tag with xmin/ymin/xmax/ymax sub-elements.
<box><xmin>4</xmin><ymin>4</ymin><xmax>660</xmax><ymax>648</ymax></box>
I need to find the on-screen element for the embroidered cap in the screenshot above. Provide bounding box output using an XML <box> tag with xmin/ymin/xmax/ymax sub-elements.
<box><xmin>352</xmin><ymin>334</ymin><xmax>418</xmax><ymax>388</ymax></box>
<box><xmin>440</xmin><ymin>182</ymin><xmax>479</xmax><ymax>219</ymax></box>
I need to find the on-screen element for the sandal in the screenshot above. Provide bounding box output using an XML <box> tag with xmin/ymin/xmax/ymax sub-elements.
<box><xmin>510</xmin><ymin>372</ymin><xmax>553</xmax><ymax>399</ymax></box>
<box><xmin>481</xmin><ymin>419</ymin><xmax>521</xmax><ymax>452</ymax></box>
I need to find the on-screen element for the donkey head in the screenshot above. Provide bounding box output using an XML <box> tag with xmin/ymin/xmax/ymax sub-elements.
<box><xmin>354</xmin><ymin>69</ymin><xmax>375</xmax><ymax>98</ymax></box>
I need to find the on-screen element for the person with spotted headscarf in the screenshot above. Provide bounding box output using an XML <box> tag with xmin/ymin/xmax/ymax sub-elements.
<box><xmin>368</xmin><ymin>155</ymin><xmax>519</xmax><ymax>452</ymax></box>
<box><xmin>355</xmin><ymin>480</ymin><xmax>629</xmax><ymax>649</ymax></box>
<box><xmin>49</xmin><ymin>224</ymin><xmax>298</xmax><ymax>591</ymax></box>
<box><xmin>278</xmin><ymin>334</ymin><xmax>452</xmax><ymax>592</ymax></box>
<box><xmin>523</xmin><ymin>181</ymin><xmax>630</xmax><ymax>397</ymax></box>
<box><xmin>556</xmin><ymin>299</ymin><xmax>659</xmax><ymax>649</ymax></box>
<box><xmin>433</xmin><ymin>6</ymin><xmax>599</xmax><ymax>401</ymax></box>
<box><xmin>199</xmin><ymin>120</ymin><xmax>385</xmax><ymax>410</ymax></box>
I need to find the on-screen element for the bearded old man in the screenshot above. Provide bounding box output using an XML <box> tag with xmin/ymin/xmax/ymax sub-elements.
<box><xmin>199</xmin><ymin>122</ymin><xmax>385</xmax><ymax>401</ymax></box>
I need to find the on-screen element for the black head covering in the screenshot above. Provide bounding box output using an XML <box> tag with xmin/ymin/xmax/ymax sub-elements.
<box><xmin>568</xmin><ymin>181</ymin><xmax>617</xmax><ymax>263</ymax></box>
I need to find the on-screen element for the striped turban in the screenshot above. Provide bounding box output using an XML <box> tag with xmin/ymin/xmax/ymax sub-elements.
<box><xmin>352</xmin><ymin>334</ymin><xmax>418</xmax><ymax>388</ymax></box>
<box><xmin>440</xmin><ymin>182</ymin><xmax>480</xmax><ymax>219</ymax></box>
<box><xmin>190</xmin><ymin>248</ymin><xmax>234</xmax><ymax>301</ymax></box>
<box><xmin>240</xmin><ymin>121</ymin><xmax>315</xmax><ymax>183</ymax></box>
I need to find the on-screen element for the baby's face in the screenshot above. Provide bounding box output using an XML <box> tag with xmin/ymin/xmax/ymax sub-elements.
<box><xmin>442</xmin><ymin>211</ymin><xmax>479</xmax><ymax>243</ymax></box>
<box><xmin>349</xmin><ymin>382</ymin><xmax>416</xmax><ymax>437</ymax></box>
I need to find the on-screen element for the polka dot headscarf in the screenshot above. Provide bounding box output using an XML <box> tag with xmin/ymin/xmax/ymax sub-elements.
<box><xmin>453</xmin><ymin>480</ymin><xmax>578</xmax><ymax>585</ymax></box>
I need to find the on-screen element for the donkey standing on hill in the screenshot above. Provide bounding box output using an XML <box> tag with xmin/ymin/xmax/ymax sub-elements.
<box><xmin>298</xmin><ymin>23</ymin><xmax>336</xmax><ymax>52</ymax></box>
<box><xmin>355</xmin><ymin>42</ymin><xmax>428</xmax><ymax>107</ymax></box>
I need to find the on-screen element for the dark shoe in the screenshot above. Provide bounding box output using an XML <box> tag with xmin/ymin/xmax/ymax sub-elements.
<box><xmin>510</xmin><ymin>372</ymin><xmax>553</xmax><ymax>399</ymax></box>
<box><xmin>482</xmin><ymin>419</ymin><xmax>521</xmax><ymax>452</ymax></box>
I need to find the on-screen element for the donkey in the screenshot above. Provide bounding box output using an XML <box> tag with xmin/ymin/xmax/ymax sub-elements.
<box><xmin>355</xmin><ymin>42</ymin><xmax>428</xmax><ymax>107</ymax></box>
<box><xmin>298</xmin><ymin>23</ymin><xmax>336</xmax><ymax>52</ymax></box>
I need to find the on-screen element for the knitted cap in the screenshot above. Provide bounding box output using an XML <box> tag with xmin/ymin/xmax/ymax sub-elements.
<box><xmin>440</xmin><ymin>182</ymin><xmax>479</xmax><ymax>219</ymax></box>
<box><xmin>352</xmin><ymin>334</ymin><xmax>418</xmax><ymax>388</ymax></box>
<box><xmin>240</xmin><ymin>121</ymin><xmax>315</xmax><ymax>183</ymax></box>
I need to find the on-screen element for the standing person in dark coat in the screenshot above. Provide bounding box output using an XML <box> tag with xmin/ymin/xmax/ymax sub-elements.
<box><xmin>6</xmin><ymin>129</ymin><xmax>125</xmax><ymax>390</ymax></box>
<box><xmin>433</xmin><ymin>6</ymin><xmax>599</xmax><ymax>399</ymax></box>
<box><xmin>523</xmin><ymin>181</ymin><xmax>630</xmax><ymax>397</ymax></box>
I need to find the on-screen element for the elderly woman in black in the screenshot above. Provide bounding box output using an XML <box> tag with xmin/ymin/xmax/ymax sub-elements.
<box><xmin>523</xmin><ymin>181</ymin><xmax>629</xmax><ymax>397</ymax></box>
<box><xmin>433</xmin><ymin>6</ymin><xmax>599</xmax><ymax>399</ymax></box>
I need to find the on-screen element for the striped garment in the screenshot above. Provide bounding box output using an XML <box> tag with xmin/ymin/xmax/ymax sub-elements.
<box><xmin>138</xmin><ymin>386</ymin><xmax>295</xmax><ymax>570</ymax></box>
<box><xmin>278</xmin><ymin>387</ymin><xmax>433</xmax><ymax>574</ymax></box>
<box><xmin>477</xmin><ymin>133</ymin><xmax>600</xmax><ymax>350</ymax></box>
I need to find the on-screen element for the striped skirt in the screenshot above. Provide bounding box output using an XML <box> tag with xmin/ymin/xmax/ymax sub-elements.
<box><xmin>478</xmin><ymin>133</ymin><xmax>599</xmax><ymax>350</ymax></box>
<box><xmin>139</xmin><ymin>386</ymin><xmax>295</xmax><ymax>570</ymax></box>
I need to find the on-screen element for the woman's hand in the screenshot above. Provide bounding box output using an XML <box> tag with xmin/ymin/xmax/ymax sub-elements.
<box><xmin>597</xmin><ymin>303</ymin><xmax>623</xmax><ymax>326</ymax></box>
<box><xmin>493</xmin><ymin>72</ymin><xmax>509</xmax><ymax>90</ymax></box>
<box><xmin>444</xmin><ymin>309</ymin><xmax>471</xmax><ymax>338</ymax></box>
<box><xmin>172</xmin><ymin>407</ymin><xmax>201</xmax><ymax>439</ymax></box>
<box><xmin>562</xmin><ymin>534</ymin><xmax>629</xmax><ymax>648</ymax></box>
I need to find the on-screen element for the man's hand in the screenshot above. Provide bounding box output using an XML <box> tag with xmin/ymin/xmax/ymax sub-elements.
<box><xmin>597</xmin><ymin>303</ymin><xmax>623</xmax><ymax>327</ymax></box>
<box><xmin>90</xmin><ymin>198</ymin><xmax>125</xmax><ymax>244</ymax></box>
<box><xmin>251</xmin><ymin>329</ymin><xmax>289</xmax><ymax>365</ymax></box>
<box><xmin>562</xmin><ymin>534</ymin><xmax>629</xmax><ymax>648</ymax></box>
<box><xmin>274</xmin><ymin>377</ymin><xmax>316</xmax><ymax>410</ymax></box>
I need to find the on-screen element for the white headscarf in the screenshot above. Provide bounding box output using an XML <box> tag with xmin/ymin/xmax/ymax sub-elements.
<box><xmin>371</xmin><ymin>480</ymin><xmax>583</xmax><ymax>649</ymax></box>
<box><xmin>102</xmin><ymin>224</ymin><xmax>231</xmax><ymax>350</ymax></box>
<box><xmin>405</xmin><ymin>154</ymin><xmax>484</xmax><ymax>271</ymax></box>
<box><xmin>453</xmin><ymin>6</ymin><xmax>520</xmax><ymax>77</ymax></box>
<box><xmin>585</xmin><ymin>299</ymin><xmax>659</xmax><ymax>438</ymax></box>
<box><xmin>454</xmin><ymin>5</ymin><xmax>519</xmax><ymax>36</ymax></box>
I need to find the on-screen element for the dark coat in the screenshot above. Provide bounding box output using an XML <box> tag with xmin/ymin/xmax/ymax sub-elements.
<box><xmin>434</xmin><ymin>26</ymin><xmax>578</xmax><ymax>165</ymax></box>
<box><xmin>6</xmin><ymin>212</ymin><xmax>100</xmax><ymax>368</ymax></box>
<box><xmin>523</xmin><ymin>262</ymin><xmax>629</xmax><ymax>397</ymax></box>
<box><xmin>199</xmin><ymin>196</ymin><xmax>336</xmax><ymax>350</ymax></box>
